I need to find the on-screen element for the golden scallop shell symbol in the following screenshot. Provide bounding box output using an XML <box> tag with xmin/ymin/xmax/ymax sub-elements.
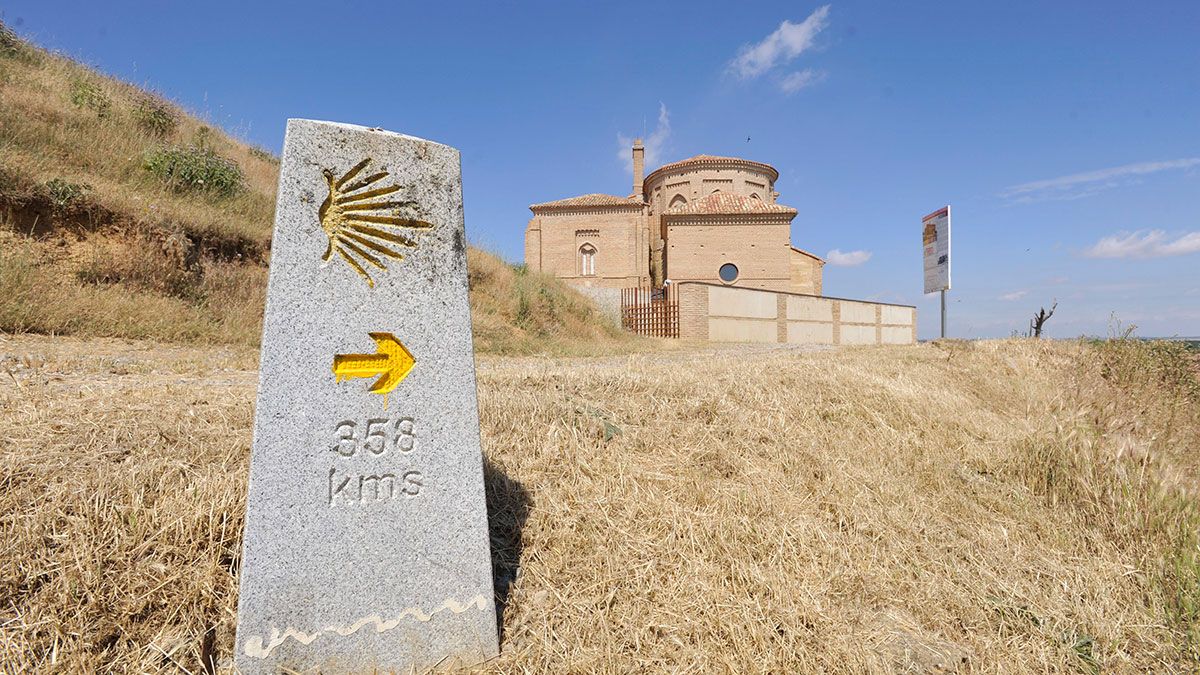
<box><xmin>319</xmin><ymin>158</ymin><xmax>434</xmax><ymax>287</ymax></box>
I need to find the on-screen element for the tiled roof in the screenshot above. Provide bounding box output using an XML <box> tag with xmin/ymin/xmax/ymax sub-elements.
<box><xmin>669</xmin><ymin>153</ymin><xmax>735</xmax><ymax>163</ymax></box>
<box><xmin>529</xmin><ymin>193</ymin><xmax>644</xmax><ymax>211</ymax></box>
<box><xmin>645</xmin><ymin>154</ymin><xmax>780</xmax><ymax>183</ymax></box>
<box><xmin>664</xmin><ymin>192</ymin><xmax>797</xmax><ymax>216</ymax></box>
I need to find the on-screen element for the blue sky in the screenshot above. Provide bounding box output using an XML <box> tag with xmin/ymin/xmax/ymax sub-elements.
<box><xmin>5</xmin><ymin>1</ymin><xmax>1198</xmax><ymax>338</ymax></box>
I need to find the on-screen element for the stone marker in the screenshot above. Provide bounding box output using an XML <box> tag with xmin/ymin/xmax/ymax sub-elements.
<box><xmin>234</xmin><ymin>119</ymin><xmax>498</xmax><ymax>672</ymax></box>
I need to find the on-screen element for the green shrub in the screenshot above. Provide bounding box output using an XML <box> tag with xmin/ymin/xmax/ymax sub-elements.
<box><xmin>134</xmin><ymin>96</ymin><xmax>178</xmax><ymax>137</ymax></box>
<box><xmin>143</xmin><ymin>146</ymin><xmax>244</xmax><ymax>198</ymax></box>
<box><xmin>42</xmin><ymin>178</ymin><xmax>91</xmax><ymax>209</ymax></box>
<box><xmin>70</xmin><ymin>78</ymin><xmax>111</xmax><ymax>118</ymax></box>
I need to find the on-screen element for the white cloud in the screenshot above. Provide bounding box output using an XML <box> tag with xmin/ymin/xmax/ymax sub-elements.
<box><xmin>1001</xmin><ymin>158</ymin><xmax>1200</xmax><ymax>203</ymax></box>
<box><xmin>729</xmin><ymin>5</ymin><xmax>831</xmax><ymax>79</ymax></box>
<box><xmin>1083</xmin><ymin>229</ymin><xmax>1200</xmax><ymax>259</ymax></box>
<box><xmin>999</xmin><ymin>290</ymin><xmax>1029</xmax><ymax>301</ymax></box>
<box><xmin>617</xmin><ymin>102</ymin><xmax>671</xmax><ymax>174</ymax></box>
<box><xmin>825</xmin><ymin>249</ymin><xmax>871</xmax><ymax>266</ymax></box>
<box><xmin>779</xmin><ymin>68</ymin><xmax>826</xmax><ymax>94</ymax></box>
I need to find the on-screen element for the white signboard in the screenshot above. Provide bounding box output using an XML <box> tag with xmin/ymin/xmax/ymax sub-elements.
<box><xmin>922</xmin><ymin>205</ymin><xmax>951</xmax><ymax>294</ymax></box>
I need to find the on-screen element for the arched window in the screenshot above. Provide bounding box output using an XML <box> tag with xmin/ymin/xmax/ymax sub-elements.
<box><xmin>579</xmin><ymin>244</ymin><xmax>596</xmax><ymax>276</ymax></box>
<box><xmin>749</xmin><ymin>192</ymin><xmax>761</xmax><ymax>200</ymax></box>
<box><xmin>710</xmin><ymin>188</ymin><xmax>721</xmax><ymax>194</ymax></box>
<box><xmin>668</xmin><ymin>194</ymin><xmax>687</xmax><ymax>209</ymax></box>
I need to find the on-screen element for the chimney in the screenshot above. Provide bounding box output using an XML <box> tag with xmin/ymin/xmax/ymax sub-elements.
<box><xmin>632</xmin><ymin>138</ymin><xmax>645</xmax><ymax>200</ymax></box>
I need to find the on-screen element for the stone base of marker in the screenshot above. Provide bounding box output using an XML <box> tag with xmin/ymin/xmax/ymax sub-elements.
<box><xmin>234</xmin><ymin>120</ymin><xmax>498</xmax><ymax>672</ymax></box>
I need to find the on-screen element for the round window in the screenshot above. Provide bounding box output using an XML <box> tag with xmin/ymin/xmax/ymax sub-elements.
<box><xmin>718</xmin><ymin>263</ymin><xmax>739</xmax><ymax>283</ymax></box>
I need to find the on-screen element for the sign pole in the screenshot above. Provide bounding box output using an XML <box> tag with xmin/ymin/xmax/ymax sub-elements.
<box><xmin>940</xmin><ymin>289</ymin><xmax>946</xmax><ymax>338</ymax></box>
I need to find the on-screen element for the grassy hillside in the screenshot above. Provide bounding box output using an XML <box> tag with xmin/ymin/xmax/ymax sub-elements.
<box><xmin>0</xmin><ymin>23</ymin><xmax>631</xmax><ymax>354</ymax></box>
<box><xmin>0</xmin><ymin>336</ymin><xmax>1196</xmax><ymax>671</ymax></box>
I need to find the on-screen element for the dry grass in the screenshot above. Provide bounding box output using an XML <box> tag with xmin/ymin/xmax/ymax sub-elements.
<box><xmin>1</xmin><ymin>336</ymin><xmax>1196</xmax><ymax>672</ymax></box>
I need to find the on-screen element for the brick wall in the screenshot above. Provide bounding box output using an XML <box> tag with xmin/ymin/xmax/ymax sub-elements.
<box><xmin>525</xmin><ymin>208</ymin><xmax>649</xmax><ymax>289</ymax></box>
<box><xmin>677</xmin><ymin>283</ymin><xmax>710</xmax><ymax>341</ymax></box>
<box><xmin>664</xmin><ymin>218</ymin><xmax>793</xmax><ymax>291</ymax></box>
<box><xmin>789</xmin><ymin>249</ymin><xmax>824</xmax><ymax>295</ymax></box>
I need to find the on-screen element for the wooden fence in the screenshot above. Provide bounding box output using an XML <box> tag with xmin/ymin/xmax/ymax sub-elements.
<box><xmin>620</xmin><ymin>284</ymin><xmax>679</xmax><ymax>338</ymax></box>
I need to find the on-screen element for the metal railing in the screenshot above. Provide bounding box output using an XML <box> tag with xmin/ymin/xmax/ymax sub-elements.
<box><xmin>620</xmin><ymin>284</ymin><xmax>679</xmax><ymax>338</ymax></box>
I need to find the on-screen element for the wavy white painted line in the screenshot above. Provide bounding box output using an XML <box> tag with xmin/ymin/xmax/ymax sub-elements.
<box><xmin>242</xmin><ymin>594</ymin><xmax>489</xmax><ymax>659</ymax></box>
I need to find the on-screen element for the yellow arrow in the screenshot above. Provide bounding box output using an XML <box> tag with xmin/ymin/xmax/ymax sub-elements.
<box><xmin>332</xmin><ymin>332</ymin><xmax>416</xmax><ymax>395</ymax></box>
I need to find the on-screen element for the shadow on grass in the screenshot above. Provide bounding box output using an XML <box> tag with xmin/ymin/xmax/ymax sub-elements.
<box><xmin>484</xmin><ymin>457</ymin><xmax>530</xmax><ymax>641</ymax></box>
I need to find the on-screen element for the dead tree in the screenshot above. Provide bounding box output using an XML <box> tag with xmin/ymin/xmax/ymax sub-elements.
<box><xmin>1028</xmin><ymin>301</ymin><xmax>1057</xmax><ymax>338</ymax></box>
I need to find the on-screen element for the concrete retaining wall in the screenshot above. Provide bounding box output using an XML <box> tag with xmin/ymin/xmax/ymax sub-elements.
<box><xmin>571</xmin><ymin>285</ymin><xmax>622</xmax><ymax>323</ymax></box>
<box><xmin>677</xmin><ymin>282</ymin><xmax>916</xmax><ymax>345</ymax></box>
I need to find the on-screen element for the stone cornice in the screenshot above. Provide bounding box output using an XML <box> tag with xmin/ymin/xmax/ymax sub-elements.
<box><xmin>663</xmin><ymin>213</ymin><xmax>796</xmax><ymax>226</ymax></box>
<box><xmin>532</xmin><ymin>206</ymin><xmax>645</xmax><ymax>217</ymax></box>
<box><xmin>529</xmin><ymin>192</ymin><xmax>646</xmax><ymax>213</ymax></box>
<box><xmin>644</xmin><ymin>155</ymin><xmax>780</xmax><ymax>187</ymax></box>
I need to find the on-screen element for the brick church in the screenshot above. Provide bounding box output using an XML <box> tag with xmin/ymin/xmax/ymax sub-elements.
<box><xmin>524</xmin><ymin>140</ymin><xmax>824</xmax><ymax>295</ymax></box>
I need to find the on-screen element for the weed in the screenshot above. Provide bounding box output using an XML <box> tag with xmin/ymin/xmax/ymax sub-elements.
<box><xmin>42</xmin><ymin>178</ymin><xmax>91</xmax><ymax>210</ymax></box>
<box><xmin>134</xmin><ymin>96</ymin><xmax>178</xmax><ymax>137</ymax></box>
<box><xmin>992</xmin><ymin>600</ymin><xmax>1102</xmax><ymax>672</ymax></box>
<box><xmin>193</xmin><ymin>125</ymin><xmax>213</xmax><ymax>149</ymax></box>
<box><xmin>1095</xmin><ymin>336</ymin><xmax>1200</xmax><ymax>400</ymax></box>
<box><xmin>143</xmin><ymin>146</ymin><xmax>244</xmax><ymax>198</ymax></box>
<box><xmin>0</xmin><ymin>21</ymin><xmax>18</xmax><ymax>54</ymax></box>
<box><xmin>515</xmin><ymin>286</ymin><xmax>532</xmax><ymax>328</ymax></box>
<box><xmin>248</xmin><ymin>146</ymin><xmax>278</xmax><ymax>165</ymax></box>
<box><xmin>1164</xmin><ymin>524</ymin><xmax>1200</xmax><ymax>659</ymax></box>
<box><xmin>0</xmin><ymin>20</ymin><xmax>37</xmax><ymax>63</ymax></box>
<box><xmin>1066</xmin><ymin>631</ymin><xmax>1100</xmax><ymax>674</ymax></box>
<box><xmin>70</xmin><ymin>78</ymin><xmax>111</xmax><ymax>118</ymax></box>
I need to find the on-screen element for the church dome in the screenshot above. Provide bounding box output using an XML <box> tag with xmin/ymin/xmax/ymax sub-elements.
<box><xmin>642</xmin><ymin>154</ymin><xmax>780</xmax><ymax>216</ymax></box>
